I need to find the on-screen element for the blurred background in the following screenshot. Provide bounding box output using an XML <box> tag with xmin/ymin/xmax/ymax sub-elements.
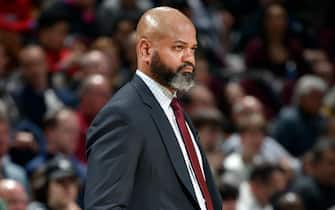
<box><xmin>0</xmin><ymin>0</ymin><xmax>335</xmax><ymax>210</ymax></box>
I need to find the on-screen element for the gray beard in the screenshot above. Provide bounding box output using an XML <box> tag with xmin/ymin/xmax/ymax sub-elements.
<box><xmin>170</xmin><ymin>71</ymin><xmax>195</xmax><ymax>92</ymax></box>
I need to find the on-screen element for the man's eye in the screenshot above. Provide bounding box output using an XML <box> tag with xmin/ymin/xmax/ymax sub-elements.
<box><xmin>174</xmin><ymin>46</ymin><xmax>184</xmax><ymax>51</ymax></box>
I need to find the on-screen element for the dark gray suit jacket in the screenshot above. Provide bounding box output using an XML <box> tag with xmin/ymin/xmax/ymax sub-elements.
<box><xmin>85</xmin><ymin>75</ymin><xmax>222</xmax><ymax>210</ymax></box>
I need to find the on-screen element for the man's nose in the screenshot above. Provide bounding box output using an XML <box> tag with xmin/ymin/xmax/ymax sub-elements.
<box><xmin>181</xmin><ymin>48</ymin><xmax>195</xmax><ymax>66</ymax></box>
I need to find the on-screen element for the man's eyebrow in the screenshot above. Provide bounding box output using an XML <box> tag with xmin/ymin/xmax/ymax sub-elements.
<box><xmin>174</xmin><ymin>40</ymin><xmax>198</xmax><ymax>47</ymax></box>
<box><xmin>173</xmin><ymin>40</ymin><xmax>187</xmax><ymax>45</ymax></box>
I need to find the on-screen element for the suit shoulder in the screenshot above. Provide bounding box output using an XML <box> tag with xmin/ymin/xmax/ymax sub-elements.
<box><xmin>96</xmin><ymin>82</ymin><xmax>140</xmax><ymax>118</ymax></box>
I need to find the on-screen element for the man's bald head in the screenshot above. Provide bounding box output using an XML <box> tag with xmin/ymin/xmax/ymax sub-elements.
<box><xmin>136</xmin><ymin>6</ymin><xmax>194</xmax><ymax>43</ymax></box>
<box><xmin>0</xmin><ymin>179</ymin><xmax>28</xmax><ymax>210</ymax></box>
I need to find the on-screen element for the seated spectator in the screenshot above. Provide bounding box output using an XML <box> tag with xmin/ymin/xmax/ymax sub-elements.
<box><xmin>237</xmin><ymin>163</ymin><xmax>286</xmax><ymax>210</ymax></box>
<box><xmin>0</xmin><ymin>107</ymin><xmax>30</xmax><ymax>194</ymax></box>
<box><xmin>223</xmin><ymin>96</ymin><xmax>298</xmax><ymax>172</ymax></box>
<box><xmin>0</xmin><ymin>179</ymin><xmax>29</xmax><ymax>210</ymax></box>
<box><xmin>301</xmin><ymin>50</ymin><xmax>333</xmax><ymax>102</ymax></box>
<box><xmin>223</xmin><ymin>113</ymin><xmax>268</xmax><ymax>183</ymax></box>
<box><xmin>9</xmin><ymin>127</ymin><xmax>40</xmax><ymax>167</ymax></box>
<box><xmin>181</xmin><ymin>84</ymin><xmax>216</xmax><ymax>115</ymax></box>
<box><xmin>192</xmin><ymin>108</ymin><xmax>225</xmax><ymax>152</ymax></box>
<box><xmin>12</xmin><ymin>45</ymin><xmax>64</xmax><ymax>127</ymax></box>
<box><xmin>230</xmin><ymin>95</ymin><xmax>263</xmax><ymax>130</ymax></box>
<box><xmin>244</xmin><ymin>3</ymin><xmax>304</xmax><ymax>78</ymax></box>
<box><xmin>194</xmin><ymin>56</ymin><xmax>213</xmax><ymax>87</ymax></box>
<box><xmin>191</xmin><ymin>107</ymin><xmax>226</xmax><ymax>182</ymax></box>
<box><xmin>219</xmin><ymin>81</ymin><xmax>246</xmax><ymax>133</ymax></box>
<box><xmin>0</xmin><ymin>43</ymin><xmax>20</xmax><ymax>124</ymax></box>
<box><xmin>75</xmin><ymin>74</ymin><xmax>113</xmax><ymax>163</ymax></box>
<box><xmin>97</xmin><ymin>0</ymin><xmax>146</xmax><ymax>36</ymax></box>
<box><xmin>36</xmin><ymin>6</ymin><xmax>72</xmax><ymax>73</ymax></box>
<box><xmin>271</xmin><ymin>75</ymin><xmax>327</xmax><ymax>157</ymax></box>
<box><xmin>119</xmin><ymin>32</ymin><xmax>138</xmax><ymax>85</ymax></box>
<box><xmin>220</xmin><ymin>182</ymin><xmax>239</xmax><ymax>210</ymax></box>
<box><xmin>73</xmin><ymin>50</ymin><xmax>122</xmax><ymax>90</ymax></box>
<box><xmin>290</xmin><ymin>138</ymin><xmax>335</xmax><ymax>210</ymax></box>
<box><xmin>274</xmin><ymin>192</ymin><xmax>305</xmax><ymax>210</ymax></box>
<box><xmin>29</xmin><ymin>155</ymin><xmax>82</xmax><ymax>210</ymax></box>
<box><xmin>90</xmin><ymin>37</ymin><xmax>123</xmax><ymax>84</ymax></box>
<box><xmin>0</xmin><ymin>0</ymin><xmax>33</xmax><ymax>71</ymax></box>
<box><xmin>26</xmin><ymin>108</ymin><xmax>86</xmax><ymax>182</ymax></box>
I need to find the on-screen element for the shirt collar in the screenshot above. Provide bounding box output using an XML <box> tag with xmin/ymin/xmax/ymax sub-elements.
<box><xmin>136</xmin><ymin>70</ymin><xmax>176</xmax><ymax>109</ymax></box>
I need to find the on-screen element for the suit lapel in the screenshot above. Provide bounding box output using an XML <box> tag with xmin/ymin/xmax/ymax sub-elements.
<box><xmin>130</xmin><ymin>75</ymin><xmax>198</xmax><ymax>205</ymax></box>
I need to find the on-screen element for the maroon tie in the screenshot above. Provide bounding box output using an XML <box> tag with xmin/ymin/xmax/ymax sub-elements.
<box><xmin>171</xmin><ymin>98</ymin><xmax>214</xmax><ymax>210</ymax></box>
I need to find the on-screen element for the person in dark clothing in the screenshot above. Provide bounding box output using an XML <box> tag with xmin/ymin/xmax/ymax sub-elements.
<box><xmin>271</xmin><ymin>75</ymin><xmax>327</xmax><ymax>157</ymax></box>
<box><xmin>290</xmin><ymin>138</ymin><xmax>335</xmax><ymax>210</ymax></box>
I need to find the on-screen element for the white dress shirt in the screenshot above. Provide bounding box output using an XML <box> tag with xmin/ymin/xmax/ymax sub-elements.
<box><xmin>136</xmin><ymin>70</ymin><xmax>207</xmax><ymax>210</ymax></box>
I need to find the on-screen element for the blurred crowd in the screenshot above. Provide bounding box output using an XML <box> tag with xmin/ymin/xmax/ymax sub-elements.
<box><xmin>0</xmin><ymin>0</ymin><xmax>335</xmax><ymax>210</ymax></box>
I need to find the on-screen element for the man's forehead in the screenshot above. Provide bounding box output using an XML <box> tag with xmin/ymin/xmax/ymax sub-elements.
<box><xmin>161</xmin><ymin>25</ymin><xmax>197</xmax><ymax>45</ymax></box>
<box><xmin>136</xmin><ymin>6</ymin><xmax>196</xmax><ymax>43</ymax></box>
<box><xmin>158</xmin><ymin>34</ymin><xmax>197</xmax><ymax>47</ymax></box>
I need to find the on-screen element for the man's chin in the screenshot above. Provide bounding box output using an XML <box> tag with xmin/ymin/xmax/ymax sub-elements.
<box><xmin>170</xmin><ymin>78</ymin><xmax>195</xmax><ymax>92</ymax></box>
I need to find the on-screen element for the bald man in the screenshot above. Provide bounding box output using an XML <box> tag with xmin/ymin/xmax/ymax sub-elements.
<box><xmin>85</xmin><ymin>7</ymin><xmax>222</xmax><ymax>210</ymax></box>
<box><xmin>0</xmin><ymin>179</ymin><xmax>28</xmax><ymax>210</ymax></box>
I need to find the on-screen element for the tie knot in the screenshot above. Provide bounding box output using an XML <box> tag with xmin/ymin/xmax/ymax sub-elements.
<box><xmin>171</xmin><ymin>98</ymin><xmax>182</xmax><ymax>112</ymax></box>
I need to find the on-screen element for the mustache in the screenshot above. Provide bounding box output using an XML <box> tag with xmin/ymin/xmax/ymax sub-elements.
<box><xmin>177</xmin><ymin>62</ymin><xmax>195</xmax><ymax>72</ymax></box>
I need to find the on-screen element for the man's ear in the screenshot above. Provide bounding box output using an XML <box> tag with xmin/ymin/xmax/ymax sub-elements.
<box><xmin>138</xmin><ymin>38</ymin><xmax>153</xmax><ymax>59</ymax></box>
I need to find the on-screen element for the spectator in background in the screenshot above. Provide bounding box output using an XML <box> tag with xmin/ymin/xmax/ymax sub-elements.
<box><xmin>191</xmin><ymin>107</ymin><xmax>226</xmax><ymax>182</ymax></box>
<box><xmin>0</xmin><ymin>106</ymin><xmax>30</xmax><ymax>194</ymax></box>
<box><xmin>182</xmin><ymin>84</ymin><xmax>216</xmax><ymax>115</ymax></box>
<box><xmin>12</xmin><ymin>45</ymin><xmax>64</xmax><ymax>127</ymax></box>
<box><xmin>290</xmin><ymin>138</ymin><xmax>335</xmax><ymax>210</ymax></box>
<box><xmin>74</xmin><ymin>50</ymin><xmax>109</xmax><ymax>88</ymax></box>
<box><xmin>36</xmin><ymin>6</ymin><xmax>71</xmax><ymax>74</ymax></box>
<box><xmin>271</xmin><ymin>75</ymin><xmax>327</xmax><ymax>157</ymax></box>
<box><xmin>0</xmin><ymin>0</ymin><xmax>33</xmax><ymax>71</ymax></box>
<box><xmin>41</xmin><ymin>0</ymin><xmax>100</xmax><ymax>40</ymax></box>
<box><xmin>220</xmin><ymin>182</ymin><xmax>239</xmax><ymax>210</ymax></box>
<box><xmin>26</xmin><ymin>108</ymin><xmax>86</xmax><ymax>182</ymax></box>
<box><xmin>223</xmin><ymin>112</ymin><xmax>268</xmax><ymax>184</ymax></box>
<box><xmin>112</xmin><ymin>17</ymin><xmax>137</xmax><ymax>69</ymax></box>
<box><xmin>120</xmin><ymin>32</ymin><xmax>138</xmax><ymax>84</ymax></box>
<box><xmin>223</xmin><ymin>96</ymin><xmax>297</xmax><ymax>171</ymax></box>
<box><xmin>90</xmin><ymin>37</ymin><xmax>122</xmax><ymax>83</ymax></box>
<box><xmin>244</xmin><ymin>3</ymin><xmax>304</xmax><ymax>79</ymax></box>
<box><xmin>8</xmin><ymin>127</ymin><xmax>40</xmax><ymax>168</ymax></box>
<box><xmin>97</xmin><ymin>0</ymin><xmax>146</xmax><ymax>36</ymax></box>
<box><xmin>76</xmin><ymin>50</ymin><xmax>123</xmax><ymax>90</ymax></box>
<box><xmin>230</xmin><ymin>95</ymin><xmax>263</xmax><ymax>130</ymax></box>
<box><xmin>0</xmin><ymin>43</ymin><xmax>20</xmax><ymax>124</ymax></box>
<box><xmin>29</xmin><ymin>155</ymin><xmax>81</xmax><ymax>210</ymax></box>
<box><xmin>192</xmin><ymin>108</ymin><xmax>225</xmax><ymax>152</ymax></box>
<box><xmin>274</xmin><ymin>192</ymin><xmax>304</xmax><ymax>210</ymax></box>
<box><xmin>237</xmin><ymin>163</ymin><xmax>286</xmax><ymax>210</ymax></box>
<box><xmin>218</xmin><ymin>81</ymin><xmax>246</xmax><ymax>131</ymax></box>
<box><xmin>75</xmin><ymin>74</ymin><xmax>112</xmax><ymax>163</ymax></box>
<box><xmin>194</xmin><ymin>56</ymin><xmax>213</xmax><ymax>86</ymax></box>
<box><xmin>0</xmin><ymin>179</ymin><xmax>29</xmax><ymax>210</ymax></box>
